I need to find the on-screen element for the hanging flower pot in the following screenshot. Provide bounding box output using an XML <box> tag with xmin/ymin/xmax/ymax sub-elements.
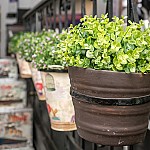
<box><xmin>41</xmin><ymin>69</ymin><xmax>76</xmax><ymax>131</ymax></box>
<box><xmin>69</xmin><ymin>66</ymin><xmax>150</xmax><ymax>146</ymax></box>
<box><xmin>16</xmin><ymin>54</ymin><xmax>31</xmax><ymax>78</ymax></box>
<box><xmin>22</xmin><ymin>29</ymin><xmax>77</xmax><ymax>131</ymax></box>
<box><xmin>9</xmin><ymin>30</ymin><xmax>76</xmax><ymax>131</ymax></box>
<box><xmin>29</xmin><ymin>64</ymin><xmax>46</xmax><ymax>100</ymax></box>
<box><xmin>59</xmin><ymin>15</ymin><xmax>150</xmax><ymax>145</ymax></box>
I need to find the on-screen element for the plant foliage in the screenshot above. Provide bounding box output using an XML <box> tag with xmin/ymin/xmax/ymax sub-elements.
<box><xmin>59</xmin><ymin>14</ymin><xmax>150</xmax><ymax>73</ymax></box>
<box><xmin>8</xmin><ymin>32</ymin><xmax>24</xmax><ymax>53</ymax></box>
<box><xmin>9</xmin><ymin>29</ymin><xmax>67</xmax><ymax>70</ymax></box>
<box><xmin>17</xmin><ymin>32</ymin><xmax>36</xmax><ymax>62</ymax></box>
<box><xmin>31</xmin><ymin>30</ymin><xmax>67</xmax><ymax>70</ymax></box>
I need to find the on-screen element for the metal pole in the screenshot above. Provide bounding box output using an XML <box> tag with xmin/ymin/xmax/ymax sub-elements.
<box><xmin>81</xmin><ymin>0</ymin><xmax>86</xmax><ymax>17</ymax></box>
<box><xmin>127</xmin><ymin>0</ymin><xmax>139</xmax><ymax>25</ymax></box>
<box><xmin>40</xmin><ymin>10</ymin><xmax>44</xmax><ymax>29</ymax></box>
<box><xmin>59</xmin><ymin>0</ymin><xmax>63</xmax><ymax>32</ymax></box>
<box><xmin>45</xmin><ymin>7</ymin><xmax>49</xmax><ymax>30</ymax></box>
<box><xmin>53</xmin><ymin>0</ymin><xmax>57</xmax><ymax>29</ymax></box>
<box><xmin>108</xmin><ymin>0</ymin><xmax>113</xmax><ymax>21</ymax></box>
<box><xmin>36</xmin><ymin>12</ymin><xmax>42</xmax><ymax>31</ymax></box>
<box><xmin>93</xmin><ymin>0</ymin><xmax>97</xmax><ymax>16</ymax></box>
<box><xmin>127</xmin><ymin>0</ymin><xmax>133</xmax><ymax>25</ymax></box>
<box><xmin>30</xmin><ymin>15</ymin><xmax>36</xmax><ymax>32</ymax></box>
<box><xmin>64</xmin><ymin>0</ymin><xmax>68</xmax><ymax>29</ymax></box>
<box><xmin>131</xmin><ymin>0</ymin><xmax>139</xmax><ymax>23</ymax></box>
<box><xmin>49</xmin><ymin>3</ymin><xmax>53</xmax><ymax>29</ymax></box>
<box><xmin>71</xmin><ymin>0</ymin><xmax>75</xmax><ymax>25</ymax></box>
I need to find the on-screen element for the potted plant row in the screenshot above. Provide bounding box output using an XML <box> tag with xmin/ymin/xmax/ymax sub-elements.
<box><xmin>30</xmin><ymin>29</ymin><xmax>76</xmax><ymax>131</ymax></box>
<box><xmin>10</xmin><ymin>29</ymin><xmax>76</xmax><ymax>131</ymax></box>
<box><xmin>58</xmin><ymin>14</ymin><xmax>150</xmax><ymax>146</ymax></box>
<box><xmin>9</xmin><ymin>33</ymin><xmax>32</xmax><ymax>78</ymax></box>
<box><xmin>9</xmin><ymin>32</ymin><xmax>45</xmax><ymax>99</ymax></box>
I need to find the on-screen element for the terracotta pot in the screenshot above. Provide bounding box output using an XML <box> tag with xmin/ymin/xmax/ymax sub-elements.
<box><xmin>68</xmin><ymin>66</ymin><xmax>150</xmax><ymax>146</ymax></box>
<box><xmin>29</xmin><ymin>64</ymin><xmax>46</xmax><ymax>101</ymax></box>
<box><xmin>41</xmin><ymin>71</ymin><xmax>76</xmax><ymax>131</ymax></box>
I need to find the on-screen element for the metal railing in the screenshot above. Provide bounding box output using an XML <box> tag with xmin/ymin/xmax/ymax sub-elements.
<box><xmin>23</xmin><ymin>0</ymin><xmax>139</xmax><ymax>32</ymax></box>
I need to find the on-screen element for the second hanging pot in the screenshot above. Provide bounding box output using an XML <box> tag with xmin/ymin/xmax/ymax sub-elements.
<box><xmin>41</xmin><ymin>70</ymin><xmax>76</xmax><ymax>131</ymax></box>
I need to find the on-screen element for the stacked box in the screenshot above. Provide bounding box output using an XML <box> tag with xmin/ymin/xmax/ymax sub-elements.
<box><xmin>0</xmin><ymin>108</ymin><xmax>33</xmax><ymax>149</ymax></box>
<box><xmin>0</xmin><ymin>58</ymin><xmax>34</xmax><ymax>149</ymax></box>
<box><xmin>0</xmin><ymin>59</ymin><xmax>18</xmax><ymax>79</ymax></box>
<box><xmin>0</xmin><ymin>78</ymin><xmax>27</xmax><ymax>108</ymax></box>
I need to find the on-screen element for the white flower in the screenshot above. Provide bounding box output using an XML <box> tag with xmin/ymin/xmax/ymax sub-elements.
<box><xmin>32</xmin><ymin>54</ymin><xmax>37</xmax><ymax>58</ymax></box>
<box><xmin>40</xmin><ymin>59</ymin><xmax>44</xmax><ymax>63</ymax></box>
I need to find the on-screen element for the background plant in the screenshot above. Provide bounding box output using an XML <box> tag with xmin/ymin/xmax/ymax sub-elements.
<box><xmin>59</xmin><ymin>14</ymin><xmax>150</xmax><ymax>73</ymax></box>
<box><xmin>31</xmin><ymin>30</ymin><xmax>67</xmax><ymax>70</ymax></box>
<box><xmin>9</xmin><ymin>29</ymin><xmax>68</xmax><ymax>70</ymax></box>
<box><xmin>8</xmin><ymin>32</ymin><xmax>24</xmax><ymax>54</ymax></box>
<box><xmin>17</xmin><ymin>32</ymin><xmax>39</xmax><ymax>62</ymax></box>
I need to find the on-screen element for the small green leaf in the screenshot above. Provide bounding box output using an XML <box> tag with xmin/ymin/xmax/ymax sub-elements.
<box><xmin>111</xmin><ymin>33</ymin><xmax>115</xmax><ymax>40</ymax></box>
<box><xmin>86</xmin><ymin>50</ymin><xmax>94</xmax><ymax>58</ymax></box>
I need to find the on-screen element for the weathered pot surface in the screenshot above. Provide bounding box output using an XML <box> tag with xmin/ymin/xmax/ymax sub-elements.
<box><xmin>69</xmin><ymin>66</ymin><xmax>150</xmax><ymax>99</ymax></box>
<box><xmin>41</xmin><ymin>71</ymin><xmax>76</xmax><ymax>131</ymax></box>
<box><xmin>68</xmin><ymin>66</ymin><xmax>150</xmax><ymax>146</ymax></box>
<box><xmin>72</xmin><ymin>98</ymin><xmax>150</xmax><ymax>146</ymax></box>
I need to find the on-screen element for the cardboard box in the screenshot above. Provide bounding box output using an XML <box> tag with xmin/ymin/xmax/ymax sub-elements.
<box><xmin>0</xmin><ymin>59</ymin><xmax>18</xmax><ymax>79</ymax></box>
<box><xmin>0</xmin><ymin>108</ymin><xmax>33</xmax><ymax>149</ymax></box>
<box><xmin>0</xmin><ymin>78</ymin><xmax>27</xmax><ymax>108</ymax></box>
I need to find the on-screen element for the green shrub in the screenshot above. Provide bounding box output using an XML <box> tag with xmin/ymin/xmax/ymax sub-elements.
<box><xmin>59</xmin><ymin>14</ymin><xmax>150</xmax><ymax>73</ymax></box>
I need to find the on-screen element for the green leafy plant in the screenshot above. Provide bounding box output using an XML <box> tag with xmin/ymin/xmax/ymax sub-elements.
<box><xmin>59</xmin><ymin>14</ymin><xmax>150</xmax><ymax>73</ymax></box>
<box><xmin>8</xmin><ymin>32</ymin><xmax>24</xmax><ymax>53</ymax></box>
<box><xmin>17</xmin><ymin>32</ymin><xmax>39</xmax><ymax>62</ymax></box>
<box><xmin>31</xmin><ymin>30</ymin><xmax>67</xmax><ymax>70</ymax></box>
<box><xmin>10</xmin><ymin>29</ymin><xmax>68</xmax><ymax>70</ymax></box>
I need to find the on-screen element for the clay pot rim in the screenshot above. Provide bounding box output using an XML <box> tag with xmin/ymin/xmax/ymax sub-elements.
<box><xmin>69</xmin><ymin>66</ymin><xmax>150</xmax><ymax>76</ymax></box>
